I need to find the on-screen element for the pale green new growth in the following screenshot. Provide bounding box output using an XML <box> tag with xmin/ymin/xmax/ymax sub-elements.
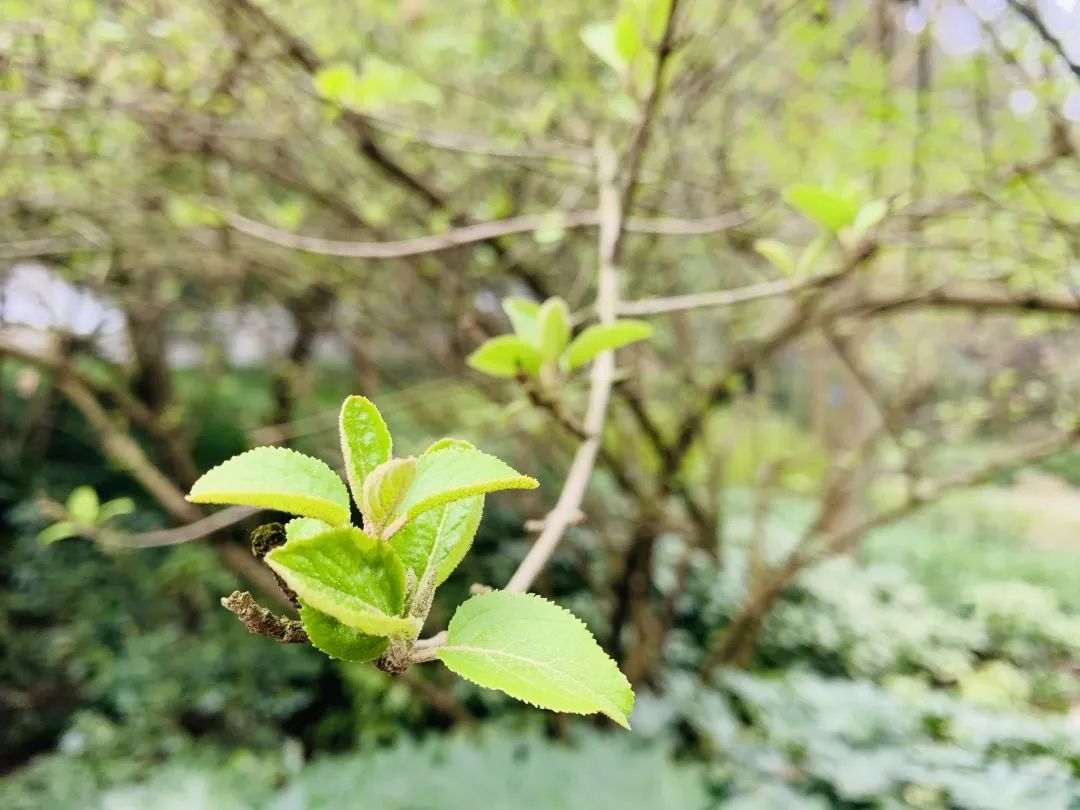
<box><xmin>284</xmin><ymin>517</ymin><xmax>333</xmax><ymax>542</ymax></box>
<box><xmin>266</xmin><ymin>527</ymin><xmax>420</xmax><ymax>637</ymax></box>
<box><xmin>466</xmin><ymin>335</ymin><xmax>542</xmax><ymax>378</ymax></box>
<box><xmin>538</xmin><ymin>297</ymin><xmax>571</xmax><ymax>362</ymax></box>
<box><xmin>502</xmin><ymin>297</ymin><xmax>540</xmax><ymax>343</ymax></box>
<box><xmin>187</xmin><ymin>446</ymin><xmax>351</xmax><ymax>526</ymax></box>
<box><xmin>470</xmin><ymin>296</ymin><xmax>652</xmax><ymax>381</ymax></box>
<box><xmin>396</xmin><ymin>447</ymin><xmax>537</xmax><ymax>524</ymax></box>
<box><xmin>437</xmin><ymin>591</ymin><xmax>635</xmax><ymax>728</ymax></box>
<box><xmin>782</xmin><ymin>184</ymin><xmax>859</xmax><ymax>232</ymax></box>
<box><xmin>564</xmin><ymin>320</ymin><xmax>653</xmax><ymax>371</ymax></box>
<box><xmin>299</xmin><ymin>602</ymin><xmax>389</xmax><ymax>663</ymax></box>
<box><xmin>361</xmin><ymin>457</ymin><xmax>417</xmax><ymax>535</ymax></box>
<box><xmin>391</xmin><ymin>494</ymin><xmax>483</xmax><ymax>588</ymax></box>
<box><xmin>340</xmin><ymin>395</ymin><xmax>393</xmax><ymax>504</ymax></box>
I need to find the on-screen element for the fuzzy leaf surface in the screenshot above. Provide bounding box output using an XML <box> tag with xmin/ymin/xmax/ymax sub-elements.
<box><xmin>265</xmin><ymin>527</ymin><xmax>418</xmax><ymax>637</ymax></box>
<box><xmin>437</xmin><ymin>591</ymin><xmax>634</xmax><ymax>728</ymax></box>
<box><xmin>187</xmin><ymin>447</ymin><xmax>350</xmax><ymax>525</ymax></box>
<box><xmin>300</xmin><ymin>601</ymin><xmax>389</xmax><ymax>662</ymax></box>
<box><xmin>339</xmin><ymin>396</ymin><xmax>393</xmax><ymax>506</ymax></box>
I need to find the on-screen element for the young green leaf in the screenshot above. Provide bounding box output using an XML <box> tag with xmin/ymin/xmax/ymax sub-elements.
<box><xmin>187</xmin><ymin>446</ymin><xmax>351</xmax><ymax>526</ymax></box>
<box><xmin>437</xmin><ymin>591</ymin><xmax>634</xmax><ymax>728</ymax></box>
<box><xmin>537</xmin><ymin>297</ymin><xmax>571</xmax><ymax>362</ymax></box>
<box><xmin>361</xmin><ymin>457</ymin><xmax>417</xmax><ymax>535</ymax></box>
<box><xmin>339</xmin><ymin>396</ymin><xmax>393</xmax><ymax>505</ymax></box>
<box><xmin>299</xmin><ymin>602</ymin><xmax>389</xmax><ymax>663</ymax></box>
<box><xmin>390</xmin><ymin>494</ymin><xmax>483</xmax><ymax>588</ymax></box>
<box><xmin>563</xmin><ymin>320</ymin><xmax>653</xmax><ymax>371</ymax></box>
<box><xmin>753</xmin><ymin>239</ymin><xmax>795</xmax><ymax>275</ymax></box>
<box><xmin>466</xmin><ymin>336</ymin><xmax>543</xmax><ymax>379</ymax></box>
<box><xmin>66</xmin><ymin>486</ymin><xmax>99</xmax><ymax>525</ymax></box>
<box><xmin>580</xmin><ymin>21</ymin><xmax>626</xmax><ymax>76</ymax></box>
<box><xmin>265</xmin><ymin>527</ymin><xmax>420</xmax><ymax>637</ymax></box>
<box><xmin>796</xmin><ymin>235</ymin><xmax>830</xmax><ymax>277</ymax></box>
<box><xmin>851</xmin><ymin>198</ymin><xmax>888</xmax><ymax>238</ymax></box>
<box><xmin>391</xmin><ymin>447</ymin><xmax>537</xmax><ymax>528</ymax></box>
<box><xmin>38</xmin><ymin>521</ymin><xmax>80</xmax><ymax>545</ymax></box>
<box><xmin>421</xmin><ymin>437</ymin><xmax>475</xmax><ymax>456</ymax></box>
<box><xmin>284</xmin><ymin>517</ymin><xmax>333</xmax><ymax>542</ymax></box>
<box><xmin>502</xmin><ymin>297</ymin><xmax>540</xmax><ymax>344</ymax></box>
<box><xmin>98</xmin><ymin>497</ymin><xmax>135</xmax><ymax>524</ymax></box>
<box><xmin>782</xmin><ymin>184</ymin><xmax>859</xmax><ymax>232</ymax></box>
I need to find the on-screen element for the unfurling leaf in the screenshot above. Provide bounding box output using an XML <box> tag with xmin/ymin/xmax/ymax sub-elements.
<box><xmin>339</xmin><ymin>395</ymin><xmax>393</xmax><ymax>505</ymax></box>
<box><xmin>537</xmin><ymin>297</ymin><xmax>571</xmax><ymax>362</ymax></box>
<box><xmin>563</xmin><ymin>320</ymin><xmax>653</xmax><ymax>371</ymax></box>
<box><xmin>437</xmin><ymin>591</ymin><xmax>634</xmax><ymax>728</ymax></box>
<box><xmin>580</xmin><ymin>22</ymin><xmax>626</xmax><ymax>75</ymax></box>
<box><xmin>187</xmin><ymin>446</ymin><xmax>351</xmax><ymax>526</ymax></box>
<box><xmin>284</xmin><ymin>517</ymin><xmax>333</xmax><ymax>542</ymax></box>
<box><xmin>502</xmin><ymin>297</ymin><xmax>541</xmax><ymax>343</ymax></box>
<box><xmin>782</xmin><ymin>184</ymin><xmax>859</xmax><ymax>232</ymax></box>
<box><xmin>361</xmin><ymin>457</ymin><xmax>417</xmax><ymax>536</ymax></box>
<box><xmin>393</xmin><ymin>447</ymin><xmax>537</xmax><ymax>526</ymax></box>
<box><xmin>300</xmin><ymin>602</ymin><xmax>389</xmax><ymax>663</ymax></box>
<box><xmin>66</xmin><ymin>486</ymin><xmax>99</xmax><ymax>525</ymax></box>
<box><xmin>851</xmin><ymin>198</ymin><xmax>888</xmax><ymax>237</ymax></box>
<box><xmin>38</xmin><ymin>521</ymin><xmax>80</xmax><ymax>545</ymax></box>
<box><xmin>391</xmin><ymin>494</ymin><xmax>483</xmax><ymax>587</ymax></box>
<box><xmin>466</xmin><ymin>335</ymin><xmax>543</xmax><ymax>378</ymax></box>
<box><xmin>98</xmin><ymin>497</ymin><xmax>135</xmax><ymax>523</ymax></box>
<box><xmin>265</xmin><ymin>527</ymin><xmax>419</xmax><ymax>637</ymax></box>
<box><xmin>753</xmin><ymin>239</ymin><xmax>795</xmax><ymax>275</ymax></box>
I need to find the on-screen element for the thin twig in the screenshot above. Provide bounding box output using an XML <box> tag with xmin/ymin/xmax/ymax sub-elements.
<box><xmin>505</xmin><ymin>147</ymin><xmax>624</xmax><ymax>594</ymax></box>
<box><xmin>224</xmin><ymin>208</ymin><xmax>749</xmax><ymax>259</ymax></box>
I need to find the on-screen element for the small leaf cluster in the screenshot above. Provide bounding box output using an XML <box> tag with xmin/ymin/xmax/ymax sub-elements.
<box><xmin>754</xmin><ymin>183</ymin><xmax>888</xmax><ymax>277</ymax></box>
<box><xmin>186</xmin><ymin>396</ymin><xmax>634</xmax><ymax>727</ymax></box>
<box><xmin>37</xmin><ymin>486</ymin><xmax>135</xmax><ymax>545</ymax></box>
<box><xmin>467</xmin><ymin>296</ymin><xmax>652</xmax><ymax>384</ymax></box>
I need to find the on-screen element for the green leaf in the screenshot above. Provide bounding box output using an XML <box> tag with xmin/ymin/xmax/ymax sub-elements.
<box><xmin>421</xmin><ymin>437</ymin><xmax>475</xmax><ymax>456</ymax></box>
<box><xmin>339</xmin><ymin>396</ymin><xmax>393</xmax><ymax>507</ymax></box>
<box><xmin>66</xmin><ymin>486</ymin><xmax>99</xmax><ymax>525</ymax></box>
<box><xmin>796</xmin><ymin>235</ymin><xmax>830</xmax><ymax>277</ymax></box>
<box><xmin>437</xmin><ymin>591</ymin><xmax>634</xmax><ymax>728</ymax></box>
<box><xmin>284</xmin><ymin>517</ymin><xmax>333</xmax><ymax>542</ymax></box>
<box><xmin>265</xmin><ymin>527</ymin><xmax>419</xmax><ymax>638</ymax></box>
<box><xmin>580</xmin><ymin>22</ymin><xmax>626</xmax><ymax>75</ymax></box>
<box><xmin>299</xmin><ymin>602</ymin><xmax>388</xmax><ymax>663</ymax></box>
<box><xmin>187</xmin><ymin>447</ymin><xmax>351</xmax><ymax>526</ymax></box>
<box><xmin>563</xmin><ymin>320</ymin><xmax>653</xmax><ymax>371</ymax></box>
<box><xmin>38</xmin><ymin>521</ymin><xmax>80</xmax><ymax>545</ymax></box>
<box><xmin>466</xmin><ymin>335</ymin><xmax>543</xmax><ymax>379</ymax></box>
<box><xmin>502</xmin><ymin>297</ymin><xmax>540</xmax><ymax>344</ymax></box>
<box><xmin>391</xmin><ymin>493</ymin><xmax>483</xmax><ymax>588</ymax></box>
<box><xmin>361</xmin><ymin>457</ymin><xmax>417</xmax><ymax>536</ymax></box>
<box><xmin>754</xmin><ymin>239</ymin><xmax>795</xmax><ymax>275</ymax></box>
<box><xmin>782</xmin><ymin>184</ymin><xmax>859</xmax><ymax>232</ymax></box>
<box><xmin>537</xmin><ymin>297</ymin><xmax>571</xmax><ymax>362</ymax></box>
<box><xmin>613</xmin><ymin>12</ymin><xmax>644</xmax><ymax>63</ymax></box>
<box><xmin>97</xmin><ymin>497</ymin><xmax>135</xmax><ymax>524</ymax></box>
<box><xmin>392</xmin><ymin>447</ymin><xmax>537</xmax><ymax>527</ymax></box>
<box><xmin>851</xmin><ymin>199</ymin><xmax>888</xmax><ymax>238</ymax></box>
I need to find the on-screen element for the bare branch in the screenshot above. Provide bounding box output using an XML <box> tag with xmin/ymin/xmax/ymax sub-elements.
<box><xmin>221</xmin><ymin>591</ymin><xmax>308</xmax><ymax>643</ymax></box>
<box><xmin>224</xmin><ymin>208</ymin><xmax>749</xmax><ymax>259</ymax></box>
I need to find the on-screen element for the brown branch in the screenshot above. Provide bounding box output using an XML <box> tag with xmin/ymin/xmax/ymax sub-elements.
<box><xmin>505</xmin><ymin>146</ymin><xmax>625</xmax><ymax>594</ymax></box>
<box><xmin>1005</xmin><ymin>0</ymin><xmax>1080</xmax><ymax>83</ymax></box>
<box><xmin>221</xmin><ymin>591</ymin><xmax>308</xmax><ymax>643</ymax></box>
<box><xmin>224</xmin><ymin>208</ymin><xmax>749</xmax><ymax>259</ymax></box>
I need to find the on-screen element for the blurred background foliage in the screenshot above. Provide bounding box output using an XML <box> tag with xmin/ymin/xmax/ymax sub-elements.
<box><xmin>3</xmin><ymin>0</ymin><xmax>1080</xmax><ymax>807</ymax></box>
